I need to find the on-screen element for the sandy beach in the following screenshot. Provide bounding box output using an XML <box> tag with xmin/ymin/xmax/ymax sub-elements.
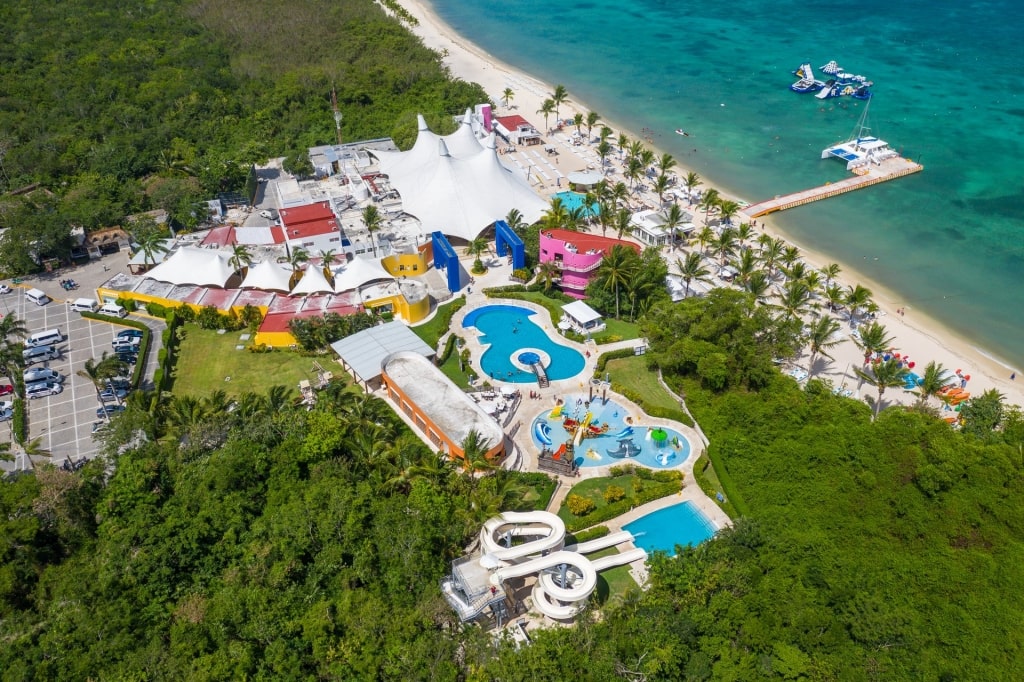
<box><xmin>396</xmin><ymin>0</ymin><xmax>1024</xmax><ymax>410</ymax></box>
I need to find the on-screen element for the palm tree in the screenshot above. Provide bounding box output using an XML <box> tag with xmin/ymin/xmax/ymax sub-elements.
<box><xmin>596</xmin><ymin>245</ymin><xmax>636</xmax><ymax>318</ymax></box>
<box><xmin>78</xmin><ymin>353</ymin><xmax>129</xmax><ymax>400</ymax></box>
<box><xmin>682</xmin><ymin>171</ymin><xmax>702</xmax><ymax>204</ymax></box>
<box><xmin>286</xmin><ymin>247</ymin><xmax>309</xmax><ymax>287</ymax></box>
<box><xmin>465</xmin><ymin>237</ymin><xmax>488</xmax><ymax>272</ymax></box>
<box><xmin>853</xmin><ymin>321</ymin><xmax>895</xmax><ymax>362</ymax></box>
<box><xmin>802</xmin><ymin>270</ymin><xmax>822</xmax><ymax>295</ymax></box>
<box><xmin>743</xmin><ymin>270</ymin><xmax>772</xmax><ymax>302</ymax></box>
<box><xmin>626</xmin><ymin>139</ymin><xmax>644</xmax><ymax>164</ymax></box>
<box><xmin>782</xmin><ymin>261</ymin><xmax>809</xmax><ymax>283</ymax></box>
<box><xmin>585</xmin><ymin>111</ymin><xmax>600</xmax><ymax>140</ymax></box>
<box><xmin>617</xmin><ymin>133</ymin><xmax>629</xmax><ymax>159</ymax></box>
<box><xmin>713</xmin><ymin>226</ymin><xmax>738</xmax><ymax>265</ymax></box>
<box><xmin>855</xmin><ymin>359</ymin><xmax>909</xmax><ymax>421</ymax></box>
<box><xmin>695</xmin><ymin>225</ymin><xmax>716</xmax><ymax>255</ymax></box>
<box><xmin>535</xmin><ymin>260</ymin><xmax>561</xmax><ymax>292</ymax></box>
<box><xmin>550</xmin><ymin>84</ymin><xmax>569</xmax><ymax>122</ymax></box>
<box><xmin>599</xmin><ymin>126</ymin><xmax>614</xmax><ymax>144</ymax></box>
<box><xmin>461</xmin><ymin>428</ymin><xmax>496</xmax><ymax>478</ymax></box>
<box><xmin>805</xmin><ymin>316</ymin><xmax>843</xmax><ymax>372</ymax></box>
<box><xmin>542</xmin><ymin>196</ymin><xmax>569</xmax><ymax>230</ymax></box>
<box><xmin>505</xmin><ymin>208</ymin><xmax>526</xmax><ymax>233</ymax></box>
<box><xmin>502</xmin><ymin>87</ymin><xmax>514</xmax><ymax>108</ymax></box>
<box><xmin>656</xmin><ymin>153</ymin><xmax>676</xmax><ymax>177</ymax></box>
<box><xmin>914</xmin><ymin>361</ymin><xmax>953</xmax><ymax>405</ymax></box>
<box><xmin>362</xmin><ymin>204</ymin><xmax>383</xmax><ymax>257</ymax></box>
<box><xmin>823</xmin><ymin>284</ymin><xmax>846</xmax><ymax>314</ymax></box>
<box><xmin>674</xmin><ymin>252</ymin><xmax>711</xmax><ymax>298</ymax></box>
<box><xmin>319</xmin><ymin>248</ymin><xmax>338</xmax><ymax>282</ymax></box>
<box><xmin>845</xmin><ymin>284</ymin><xmax>874</xmax><ymax>320</ymax></box>
<box><xmin>134</xmin><ymin>229</ymin><xmax>170</xmax><ymax>268</ymax></box>
<box><xmin>537</xmin><ymin>98</ymin><xmax>556</xmax><ymax>132</ymax></box>
<box><xmin>736</xmin><ymin>223</ymin><xmax>756</xmax><ymax>251</ymax></box>
<box><xmin>775</xmin><ymin>280</ymin><xmax>815</xmax><ymax>319</ymax></box>
<box><xmin>662</xmin><ymin>203</ymin><xmax>685</xmax><ymax>247</ymax></box>
<box><xmin>564</xmin><ymin>206</ymin><xmax>587</xmax><ymax>232</ymax></box>
<box><xmin>625</xmin><ymin>157</ymin><xmax>644</xmax><ymax>189</ymax></box>
<box><xmin>820</xmin><ymin>262</ymin><xmax>842</xmax><ymax>290</ymax></box>
<box><xmin>760</xmin><ymin>238</ymin><xmax>785</xmax><ymax>279</ymax></box>
<box><xmin>613</xmin><ymin>208</ymin><xmax>632</xmax><ymax>241</ymax></box>
<box><xmin>653</xmin><ymin>174</ymin><xmax>671</xmax><ymax>205</ymax></box>
<box><xmin>229</xmin><ymin>242</ymin><xmax>252</xmax><ymax>275</ymax></box>
<box><xmin>731</xmin><ymin>249</ymin><xmax>759</xmax><ymax>286</ymax></box>
<box><xmin>596</xmin><ymin>140</ymin><xmax>612</xmax><ymax>167</ymax></box>
<box><xmin>0</xmin><ymin>313</ymin><xmax>28</xmax><ymax>345</ymax></box>
<box><xmin>717</xmin><ymin>200</ymin><xmax>741</xmax><ymax>225</ymax></box>
<box><xmin>573</xmin><ymin>112</ymin><xmax>584</xmax><ymax>135</ymax></box>
<box><xmin>699</xmin><ymin>189</ymin><xmax>720</xmax><ymax>220</ymax></box>
<box><xmin>780</xmin><ymin>245</ymin><xmax>802</xmax><ymax>271</ymax></box>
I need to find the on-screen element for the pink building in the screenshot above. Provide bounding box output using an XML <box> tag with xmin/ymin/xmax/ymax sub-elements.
<box><xmin>538</xmin><ymin>229</ymin><xmax>639</xmax><ymax>299</ymax></box>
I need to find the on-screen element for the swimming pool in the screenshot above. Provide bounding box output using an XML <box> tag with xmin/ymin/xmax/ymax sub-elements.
<box><xmin>624</xmin><ymin>502</ymin><xmax>716</xmax><ymax>556</ymax></box>
<box><xmin>462</xmin><ymin>305</ymin><xmax>586</xmax><ymax>383</ymax></box>
<box><xmin>531</xmin><ymin>393</ymin><xmax>691</xmax><ymax>468</ymax></box>
<box><xmin>551</xmin><ymin>191</ymin><xmax>600</xmax><ymax>217</ymax></box>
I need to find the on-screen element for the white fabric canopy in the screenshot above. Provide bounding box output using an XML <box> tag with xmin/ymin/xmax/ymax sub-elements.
<box><xmin>290</xmin><ymin>265</ymin><xmax>334</xmax><ymax>295</ymax></box>
<box><xmin>562</xmin><ymin>300</ymin><xmax>603</xmax><ymax>325</ymax></box>
<box><xmin>143</xmin><ymin>247</ymin><xmax>235</xmax><ymax>287</ymax></box>
<box><xmin>332</xmin><ymin>257</ymin><xmax>393</xmax><ymax>293</ymax></box>
<box><xmin>240</xmin><ymin>260</ymin><xmax>293</xmax><ymax>292</ymax></box>
<box><xmin>374</xmin><ymin>121</ymin><xmax>547</xmax><ymax>242</ymax></box>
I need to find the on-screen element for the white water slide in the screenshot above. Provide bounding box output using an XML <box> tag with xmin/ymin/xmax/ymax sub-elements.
<box><xmin>482</xmin><ymin>512</ymin><xmax>647</xmax><ymax>620</ymax></box>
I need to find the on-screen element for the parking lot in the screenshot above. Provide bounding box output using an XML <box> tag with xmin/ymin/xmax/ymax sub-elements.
<box><xmin>1</xmin><ymin>284</ymin><xmax>164</xmax><ymax>467</ymax></box>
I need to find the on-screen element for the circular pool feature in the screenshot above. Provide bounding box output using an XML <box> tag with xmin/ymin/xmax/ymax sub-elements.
<box><xmin>518</xmin><ymin>351</ymin><xmax>541</xmax><ymax>365</ymax></box>
<box><xmin>462</xmin><ymin>305</ymin><xmax>586</xmax><ymax>383</ymax></box>
<box><xmin>531</xmin><ymin>394</ymin><xmax>691</xmax><ymax>468</ymax></box>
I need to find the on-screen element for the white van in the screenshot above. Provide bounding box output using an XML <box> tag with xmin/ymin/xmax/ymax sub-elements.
<box><xmin>70</xmin><ymin>298</ymin><xmax>99</xmax><ymax>313</ymax></box>
<box><xmin>99</xmin><ymin>302</ymin><xmax>128</xmax><ymax>318</ymax></box>
<box><xmin>26</xmin><ymin>288</ymin><xmax>50</xmax><ymax>306</ymax></box>
<box><xmin>23</xmin><ymin>345</ymin><xmax>61</xmax><ymax>365</ymax></box>
<box><xmin>26</xmin><ymin>329</ymin><xmax>63</xmax><ymax>348</ymax></box>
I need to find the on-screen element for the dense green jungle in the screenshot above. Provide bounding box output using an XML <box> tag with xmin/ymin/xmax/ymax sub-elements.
<box><xmin>3</xmin><ymin>1</ymin><xmax>1024</xmax><ymax>680</ymax></box>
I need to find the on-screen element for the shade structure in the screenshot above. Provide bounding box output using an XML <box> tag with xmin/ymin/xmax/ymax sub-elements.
<box><xmin>332</xmin><ymin>257</ymin><xmax>394</xmax><ymax>293</ymax></box>
<box><xmin>240</xmin><ymin>260</ymin><xmax>293</xmax><ymax>292</ymax></box>
<box><xmin>290</xmin><ymin>264</ymin><xmax>334</xmax><ymax>296</ymax></box>
<box><xmin>374</xmin><ymin>123</ymin><xmax>547</xmax><ymax>242</ymax></box>
<box><xmin>567</xmin><ymin>170</ymin><xmax>604</xmax><ymax>186</ymax></box>
<box><xmin>143</xmin><ymin>247</ymin><xmax>235</xmax><ymax>287</ymax></box>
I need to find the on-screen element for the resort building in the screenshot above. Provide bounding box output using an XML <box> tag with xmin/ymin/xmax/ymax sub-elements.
<box><xmin>493</xmin><ymin>114</ymin><xmax>543</xmax><ymax>146</ymax></box>
<box><xmin>630</xmin><ymin>207</ymin><xmax>694</xmax><ymax>247</ymax></box>
<box><xmin>330</xmin><ymin>321</ymin><xmax>435</xmax><ymax>390</ymax></box>
<box><xmin>278</xmin><ymin>201</ymin><xmax>343</xmax><ymax>254</ymax></box>
<box><xmin>538</xmin><ymin>229</ymin><xmax>639</xmax><ymax>298</ymax></box>
<box><xmin>380</xmin><ymin>351</ymin><xmax>506</xmax><ymax>461</ymax></box>
<box><xmin>560</xmin><ymin>300</ymin><xmax>605</xmax><ymax>335</ymax></box>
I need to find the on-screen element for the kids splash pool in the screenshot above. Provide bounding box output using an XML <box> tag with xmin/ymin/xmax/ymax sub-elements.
<box><xmin>462</xmin><ymin>305</ymin><xmax>586</xmax><ymax>383</ymax></box>
<box><xmin>531</xmin><ymin>393</ymin><xmax>691</xmax><ymax>468</ymax></box>
<box><xmin>623</xmin><ymin>502</ymin><xmax>717</xmax><ymax>556</ymax></box>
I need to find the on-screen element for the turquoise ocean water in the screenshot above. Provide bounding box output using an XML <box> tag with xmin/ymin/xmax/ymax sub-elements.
<box><xmin>429</xmin><ymin>0</ymin><xmax>1024</xmax><ymax>370</ymax></box>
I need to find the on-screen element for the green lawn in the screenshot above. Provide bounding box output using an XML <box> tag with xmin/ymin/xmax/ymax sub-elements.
<box><xmin>172</xmin><ymin>325</ymin><xmax>326</xmax><ymax>398</ymax></box>
<box><xmin>606</xmin><ymin>355</ymin><xmax>692</xmax><ymax>425</ymax></box>
<box><xmin>591</xmin><ymin>317</ymin><xmax>640</xmax><ymax>344</ymax></box>
<box><xmin>587</xmin><ymin>546</ymin><xmax>641</xmax><ymax>604</ymax></box>
<box><xmin>557</xmin><ymin>473</ymin><xmax>642</xmax><ymax>525</ymax></box>
<box><xmin>411</xmin><ymin>297</ymin><xmax>466</xmax><ymax>349</ymax></box>
<box><xmin>438</xmin><ymin>352</ymin><xmax>475</xmax><ymax>390</ymax></box>
<box><xmin>692</xmin><ymin>453</ymin><xmax>739</xmax><ymax>519</ymax></box>
<box><xmin>519</xmin><ymin>476</ymin><xmax>558</xmax><ymax>511</ymax></box>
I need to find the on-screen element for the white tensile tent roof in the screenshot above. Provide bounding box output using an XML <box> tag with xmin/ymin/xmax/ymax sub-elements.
<box><xmin>562</xmin><ymin>300</ymin><xmax>603</xmax><ymax>325</ymax></box>
<box><xmin>240</xmin><ymin>260</ymin><xmax>293</xmax><ymax>292</ymax></box>
<box><xmin>290</xmin><ymin>264</ymin><xmax>334</xmax><ymax>296</ymax></box>
<box><xmin>373</xmin><ymin>117</ymin><xmax>547</xmax><ymax>242</ymax></box>
<box><xmin>144</xmin><ymin>247</ymin><xmax>235</xmax><ymax>287</ymax></box>
<box><xmin>332</xmin><ymin>257</ymin><xmax>393</xmax><ymax>293</ymax></box>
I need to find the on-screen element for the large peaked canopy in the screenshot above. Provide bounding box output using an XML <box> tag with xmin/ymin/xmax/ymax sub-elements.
<box><xmin>374</xmin><ymin>119</ymin><xmax>546</xmax><ymax>241</ymax></box>
<box><xmin>333</xmin><ymin>257</ymin><xmax>393</xmax><ymax>293</ymax></box>
<box><xmin>144</xmin><ymin>247</ymin><xmax>234</xmax><ymax>287</ymax></box>
<box><xmin>240</xmin><ymin>260</ymin><xmax>292</xmax><ymax>292</ymax></box>
<box><xmin>290</xmin><ymin>264</ymin><xmax>334</xmax><ymax>296</ymax></box>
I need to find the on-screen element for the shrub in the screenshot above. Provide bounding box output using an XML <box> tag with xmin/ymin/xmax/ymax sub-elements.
<box><xmin>564</xmin><ymin>480</ymin><xmax>684</xmax><ymax>532</ymax></box>
<box><xmin>571</xmin><ymin>526</ymin><xmax>610</xmax><ymax>544</ymax></box>
<box><xmin>196</xmin><ymin>305</ymin><xmax>226</xmax><ymax>330</ymax></box>
<box><xmin>157</xmin><ymin>348</ymin><xmax>167</xmax><ymax>365</ymax></box>
<box><xmin>603</xmin><ymin>485</ymin><xmax>626</xmax><ymax>504</ymax></box>
<box><xmin>12</xmin><ymin>399</ymin><xmax>27</xmax><ymax>444</ymax></box>
<box><xmin>438</xmin><ymin>334</ymin><xmax>459</xmax><ymax>365</ymax></box>
<box><xmin>146</xmin><ymin>302</ymin><xmax>168</xmax><ymax>317</ymax></box>
<box><xmin>566</xmin><ymin>494</ymin><xmax>596</xmax><ymax>517</ymax></box>
<box><xmin>115</xmin><ymin>297</ymin><xmax>137</xmax><ymax>312</ymax></box>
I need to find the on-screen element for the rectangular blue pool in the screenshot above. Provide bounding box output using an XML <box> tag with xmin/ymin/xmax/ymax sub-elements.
<box><xmin>623</xmin><ymin>501</ymin><xmax>716</xmax><ymax>556</ymax></box>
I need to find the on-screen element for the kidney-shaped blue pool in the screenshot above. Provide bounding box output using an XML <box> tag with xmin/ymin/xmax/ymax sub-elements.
<box><xmin>624</xmin><ymin>502</ymin><xmax>717</xmax><ymax>556</ymax></box>
<box><xmin>462</xmin><ymin>305</ymin><xmax>586</xmax><ymax>383</ymax></box>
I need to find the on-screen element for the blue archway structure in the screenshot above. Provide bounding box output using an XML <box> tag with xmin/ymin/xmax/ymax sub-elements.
<box><xmin>432</xmin><ymin>231</ymin><xmax>461</xmax><ymax>293</ymax></box>
<box><xmin>494</xmin><ymin>220</ymin><xmax>525</xmax><ymax>270</ymax></box>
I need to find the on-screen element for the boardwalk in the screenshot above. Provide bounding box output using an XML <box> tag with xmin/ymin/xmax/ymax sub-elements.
<box><xmin>744</xmin><ymin>156</ymin><xmax>923</xmax><ymax>218</ymax></box>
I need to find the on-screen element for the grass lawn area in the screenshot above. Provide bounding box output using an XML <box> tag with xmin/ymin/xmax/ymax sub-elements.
<box><xmin>591</xmin><ymin>317</ymin><xmax>640</xmax><ymax>344</ymax></box>
<box><xmin>693</xmin><ymin>454</ymin><xmax>739</xmax><ymax>519</ymax></box>
<box><xmin>412</xmin><ymin>298</ymin><xmax>466</xmax><ymax>350</ymax></box>
<box><xmin>172</xmin><ymin>325</ymin><xmax>325</xmax><ymax>398</ymax></box>
<box><xmin>587</xmin><ymin>546</ymin><xmax>640</xmax><ymax>604</ymax></box>
<box><xmin>516</xmin><ymin>476</ymin><xmax>558</xmax><ymax>512</ymax></box>
<box><xmin>557</xmin><ymin>473</ymin><xmax>642</xmax><ymax>525</ymax></box>
<box><xmin>438</xmin><ymin>352</ymin><xmax>475</xmax><ymax>390</ymax></box>
<box><xmin>606</xmin><ymin>355</ymin><xmax>691</xmax><ymax>425</ymax></box>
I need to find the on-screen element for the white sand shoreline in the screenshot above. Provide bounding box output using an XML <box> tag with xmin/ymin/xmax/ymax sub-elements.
<box><xmin>393</xmin><ymin>0</ymin><xmax>1023</xmax><ymax>409</ymax></box>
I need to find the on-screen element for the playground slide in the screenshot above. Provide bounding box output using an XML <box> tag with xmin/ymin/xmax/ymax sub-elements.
<box><xmin>480</xmin><ymin>511</ymin><xmax>566</xmax><ymax>562</ymax></box>
<box><xmin>533</xmin><ymin>421</ymin><xmax>552</xmax><ymax>446</ymax></box>
<box><xmin>565</xmin><ymin>530</ymin><xmax>635</xmax><ymax>555</ymax></box>
<box><xmin>591</xmin><ymin>548</ymin><xmax>647</xmax><ymax>572</ymax></box>
<box><xmin>573</xmin><ymin>411</ymin><xmax>594</xmax><ymax>447</ymax></box>
<box><xmin>549</xmin><ymin>405</ymin><xmax>563</xmax><ymax>418</ymax></box>
<box><xmin>493</xmin><ymin>550</ymin><xmax>599</xmax><ymax>619</ymax></box>
<box><xmin>611</xmin><ymin>426</ymin><xmax>634</xmax><ymax>440</ymax></box>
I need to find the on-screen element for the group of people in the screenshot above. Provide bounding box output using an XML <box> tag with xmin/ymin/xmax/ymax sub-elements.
<box><xmin>59</xmin><ymin>279</ymin><xmax>78</xmax><ymax>291</ymax></box>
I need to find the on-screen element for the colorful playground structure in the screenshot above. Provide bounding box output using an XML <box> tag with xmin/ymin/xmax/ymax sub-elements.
<box><xmin>442</xmin><ymin>511</ymin><xmax>645</xmax><ymax>622</ymax></box>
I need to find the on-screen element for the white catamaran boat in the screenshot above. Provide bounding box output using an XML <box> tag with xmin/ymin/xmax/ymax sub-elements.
<box><xmin>821</xmin><ymin>101</ymin><xmax>898</xmax><ymax>170</ymax></box>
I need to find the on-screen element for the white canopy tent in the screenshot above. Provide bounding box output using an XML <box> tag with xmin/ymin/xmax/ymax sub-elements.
<box><xmin>240</xmin><ymin>260</ymin><xmax>293</xmax><ymax>292</ymax></box>
<box><xmin>373</xmin><ymin>119</ymin><xmax>547</xmax><ymax>242</ymax></box>
<box><xmin>143</xmin><ymin>247</ymin><xmax>235</xmax><ymax>287</ymax></box>
<box><xmin>290</xmin><ymin>265</ymin><xmax>335</xmax><ymax>296</ymax></box>
<box><xmin>561</xmin><ymin>300</ymin><xmax>605</xmax><ymax>334</ymax></box>
<box><xmin>332</xmin><ymin>257</ymin><xmax>394</xmax><ymax>294</ymax></box>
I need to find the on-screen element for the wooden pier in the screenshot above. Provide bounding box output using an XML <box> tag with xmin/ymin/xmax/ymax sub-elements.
<box><xmin>744</xmin><ymin>156</ymin><xmax>923</xmax><ymax>218</ymax></box>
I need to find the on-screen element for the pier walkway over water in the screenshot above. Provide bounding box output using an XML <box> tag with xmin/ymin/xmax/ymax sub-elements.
<box><xmin>745</xmin><ymin>156</ymin><xmax>923</xmax><ymax>218</ymax></box>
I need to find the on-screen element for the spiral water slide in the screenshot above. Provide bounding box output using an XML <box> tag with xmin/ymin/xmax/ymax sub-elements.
<box><xmin>483</xmin><ymin>512</ymin><xmax>646</xmax><ymax>620</ymax></box>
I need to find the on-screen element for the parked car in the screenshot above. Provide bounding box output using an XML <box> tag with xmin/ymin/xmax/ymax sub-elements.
<box><xmin>0</xmin><ymin>284</ymin><xmax>11</xmax><ymax>294</ymax></box>
<box><xmin>115</xmin><ymin>352</ymin><xmax>138</xmax><ymax>365</ymax></box>
<box><xmin>0</xmin><ymin>407</ymin><xmax>12</xmax><ymax>422</ymax></box>
<box><xmin>0</xmin><ymin>400</ymin><xmax>12</xmax><ymax>411</ymax></box>
<box><xmin>27</xmin><ymin>382</ymin><xmax>63</xmax><ymax>399</ymax></box>
<box><xmin>116</xmin><ymin>329</ymin><xmax>144</xmax><ymax>340</ymax></box>
<box><xmin>24</xmin><ymin>367</ymin><xmax>64</xmax><ymax>384</ymax></box>
<box><xmin>111</xmin><ymin>337</ymin><xmax>141</xmax><ymax>351</ymax></box>
<box><xmin>96</xmin><ymin>404</ymin><xmax>126</xmax><ymax>418</ymax></box>
<box><xmin>98</xmin><ymin>387</ymin><xmax>129</xmax><ymax>402</ymax></box>
<box><xmin>107</xmin><ymin>377</ymin><xmax>132</xmax><ymax>390</ymax></box>
<box><xmin>0</xmin><ymin>382</ymin><xmax>13</xmax><ymax>397</ymax></box>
